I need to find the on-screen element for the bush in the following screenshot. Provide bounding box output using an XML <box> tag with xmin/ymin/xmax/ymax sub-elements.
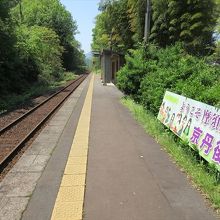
<box><xmin>117</xmin><ymin>43</ymin><xmax>220</xmax><ymax>115</ymax></box>
<box><xmin>117</xmin><ymin>47</ymin><xmax>152</xmax><ymax>100</ymax></box>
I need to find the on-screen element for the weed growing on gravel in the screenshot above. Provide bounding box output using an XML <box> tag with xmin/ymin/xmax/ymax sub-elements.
<box><xmin>0</xmin><ymin>72</ymin><xmax>76</xmax><ymax>112</ymax></box>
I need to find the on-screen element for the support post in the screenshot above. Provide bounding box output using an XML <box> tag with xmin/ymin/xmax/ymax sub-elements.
<box><xmin>144</xmin><ymin>0</ymin><xmax>151</xmax><ymax>43</ymax></box>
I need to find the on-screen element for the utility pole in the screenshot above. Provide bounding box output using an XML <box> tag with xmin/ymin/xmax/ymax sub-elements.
<box><xmin>144</xmin><ymin>0</ymin><xmax>151</xmax><ymax>43</ymax></box>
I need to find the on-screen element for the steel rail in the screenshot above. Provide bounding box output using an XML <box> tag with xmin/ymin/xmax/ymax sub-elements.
<box><xmin>0</xmin><ymin>74</ymin><xmax>85</xmax><ymax>134</ymax></box>
<box><xmin>0</xmin><ymin>74</ymin><xmax>87</xmax><ymax>171</ymax></box>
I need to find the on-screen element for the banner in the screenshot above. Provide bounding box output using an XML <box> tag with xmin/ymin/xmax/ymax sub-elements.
<box><xmin>158</xmin><ymin>91</ymin><xmax>220</xmax><ymax>170</ymax></box>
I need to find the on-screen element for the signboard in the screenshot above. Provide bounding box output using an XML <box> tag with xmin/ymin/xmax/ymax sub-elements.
<box><xmin>158</xmin><ymin>91</ymin><xmax>220</xmax><ymax>170</ymax></box>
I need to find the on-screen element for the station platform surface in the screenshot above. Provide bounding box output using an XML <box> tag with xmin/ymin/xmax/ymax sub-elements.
<box><xmin>0</xmin><ymin>74</ymin><xmax>217</xmax><ymax>220</ymax></box>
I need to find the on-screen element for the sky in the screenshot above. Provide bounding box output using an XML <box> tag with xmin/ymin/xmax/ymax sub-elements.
<box><xmin>60</xmin><ymin>0</ymin><xmax>100</xmax><ymax>54</ymax></box>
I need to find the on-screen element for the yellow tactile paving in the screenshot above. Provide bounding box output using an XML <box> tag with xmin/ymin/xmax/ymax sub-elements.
<box><xmin>66</xmin><ymin>157</ymin><xmax>87</xmax><ymax>165</ymax></box>
<box><xmin>52</xmin><ymin>202</ymin><xmax>83</xmax><ymax>220</ymax></box>
<box><xmin>72</xmin><ymin>140</ymin><xmax>88</xmax><ymax>146</ymax></box>
<box><xmin>56</xmin><ymin>186</ymin><xmax>85</xmax><ymax>202</ymax></box>
<box><xmin>64</xmin><ymin>164</ymin><xmax>87</xmax><ymax>175</ymax></box>
<box><xmin>61</xmin><ymin>175</ymin><xmax>86</xmax><ymax>187</ymax></box>
<box><xmin>71</xmin><ymin>143</ymin><xmax>88</xmax><ymax>149</ymax></box>
<box><xmin>70</xmin><ymin>146</ymin><xmax>88</xmax><ymax>150</ymax></box>
<box><xmin>68</xmin><ymin>152</ymin><xmax>88</xmax><ymax>158</ymax></box>
<box><xmin>51</xmin><ymin>74</ymin><xmax>94</xmax><ymax>220</ymax></box>
<box><xmin>73</xmin><ymin>138</ymin><xmax>88</xmax><ymax>143</ymax></box>
<box><xmin>69</xmin><ymin>149</ymin><xmax>88</xmax><ymax>157</ymax></box>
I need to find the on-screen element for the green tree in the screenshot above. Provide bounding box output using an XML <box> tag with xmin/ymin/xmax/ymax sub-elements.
<box><xmin>92</xmin><ymin>12</ymin><xmax>110</xmax><ymax>51</ymax></box>
<box><xmin>150</xmin><ymin>0</ymin><xmax>217</xmax><ymax>56</ymax></box>
<box><xmin>127</xmin><ymin>0</ymin><xmax>147</xmax><ymax>43</ymax></box>
<box><xmin>149</xmin><ymin>0</ymin><xmax>170</xmax><ymax>47</ymax></box>
<box><xmin>0</xmin><ymin>0</ymin><xmax>33</xmax><ymax>95</ymax></box>
<box><xmin>92</xmin><ymin>0</ymin><xmax>134</xmax><ymax>52</ymax></box>
<box><xmin>12</xmin><ymin>0</ymin><xmax>77</xmax><ymax>42</ymax></box>
<box><xmin>16</xmin><ymin>25</ymin><xmax>64</xmax><ymax>83</ymax></box>
<box><xmin>11</xmin><ymin>0</ymin><xmax>84</xmax><ymax>71</ymax></box>
<box><xmin>213</xmin><ymin>1</ymin><xmax>220</xmax><ymax>62</ymax></box>
<box><xmin>0</xmin><ymin>0</ymin><xmax>17</xmax><ymax>69</ymax></box>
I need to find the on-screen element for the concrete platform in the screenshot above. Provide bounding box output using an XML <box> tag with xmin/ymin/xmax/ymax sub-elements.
<box><xmin>0</xmin><ymin>75</ymin><xmax>90</xmax><ymax>220</ymax></box>
<box><xmin>83</xmin><ymin>76</ymin><xmax>217</xmax><ymax>220</ymax></box>
<box><xmin>0</xmin><ymin>74</ymin><xmax>218</xmax><ymax>220</ymax></box>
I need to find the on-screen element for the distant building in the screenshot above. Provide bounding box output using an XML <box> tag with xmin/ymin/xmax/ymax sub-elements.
<box><xmin>100</xmin><ymin>49</ymin><xmax>125</xmax><ymax>84</ymax></box>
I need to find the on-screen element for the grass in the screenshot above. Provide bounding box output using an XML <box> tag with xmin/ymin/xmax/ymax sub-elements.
<box><xmin>93</xmin><ymin>69</ymin><xmax>101</xmax><ymax>75</ymax></box>
<box><xmin>122</xmin><ymin>97</ymin><xmax>220</xmax><ymax>212</ymax></box>
<box><xmin>53</xmin><ymin>71</ymin><xmax>77</xmax><ymax>86</ymax></box>
<box><xmin>0</xmin><ymin>72</ymin><xmax>76</xmax><ymax>114</ymax></box>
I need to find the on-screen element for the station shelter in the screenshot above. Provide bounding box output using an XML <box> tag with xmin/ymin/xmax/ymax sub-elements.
<box><xmin>100</xmin><ymin>49</ymin><xmax>124</xmax><ymax>84</ymax></box>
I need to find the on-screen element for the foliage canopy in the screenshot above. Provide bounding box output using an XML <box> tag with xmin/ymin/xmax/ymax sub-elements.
<box><xmin>93</xmin><ymin>0</ymin><xmax>219</xmax><ymax>56</ymax></box>
<box><xmin>0</xmin><ymin>0</ymin><xmax>85</xmax><ymax>97</ymax></box>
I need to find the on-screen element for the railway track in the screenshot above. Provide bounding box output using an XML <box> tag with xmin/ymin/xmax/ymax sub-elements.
<box><xmin>0</xmin><ymin>74</ymin><xmax>87</xmax><ymax>172</ymax></box>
